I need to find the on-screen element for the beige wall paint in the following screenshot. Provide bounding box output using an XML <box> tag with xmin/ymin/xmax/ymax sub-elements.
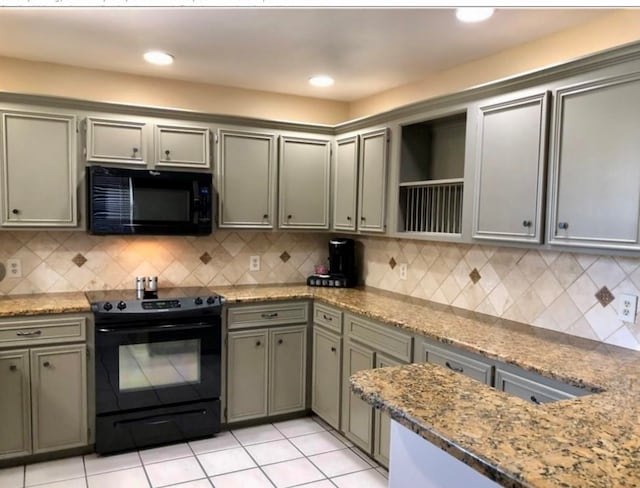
<box><xmin>349</xmin><ymin>9</ymin><xmax>640</xmax><ymax>119</ymax></box>
<box><xmin>0</xmin><ymin>56</ymin><xmax>349</xmax><ymax>125</ymax></box>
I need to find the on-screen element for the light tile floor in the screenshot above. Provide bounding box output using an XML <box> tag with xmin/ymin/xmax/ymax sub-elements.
<box><xmin>0</xmin><ymin>416</ymin><xmax>388</xmax><ymax>488</ymax></box>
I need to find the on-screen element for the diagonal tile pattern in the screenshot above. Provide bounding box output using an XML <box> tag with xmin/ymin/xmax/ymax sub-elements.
<box><xmin>359</xmin><ymin>237</ymin><xmax>640</xmax><ymax>351</ymax></box>
<box><xmin>0</xmin><ymin>416</ymin><xmax>388</xmax><ymax>488</ymax></box>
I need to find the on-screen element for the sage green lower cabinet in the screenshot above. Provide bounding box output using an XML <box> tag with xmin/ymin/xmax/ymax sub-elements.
<box><xmin>30</xmin><ymin>345</ymin><xmax>87</xmax><ymax>453</ymax></box>
<box><xmin>269</xmin><ymin>326</ymin><xmax>307</xmax><ymax>416</ymax></box>
<box><xmin>342</xmin><ymin>339</ymin><xmax>375</xmax><ymax>452</ymax></box>
<box><xmin>311</xmin><ymin>325</ymin><xmax>342</xmax><ymax>429</ymax></box>
<box><xmin>227</xmin><ymin>329</ymin><xmax>269</xmax><ymax>422</ymax></box>
<box><xmin>373</xmin><ymin>353</ymin><xmax>404</xmax><ymax>468</ymax></box>
<box><xmin>415</xmin><ymin>338</ymin><xmax>493</xmax><ymax>385</ymax></box>
<box><xmin>226</xmin><ymin>318</ymin><xmax>308</xmax><ymax>423</ymax></box>
<box><xmin>0</xmin><ymin>349</ymin><xmax>31</xmax><ymax>459</ymax></box>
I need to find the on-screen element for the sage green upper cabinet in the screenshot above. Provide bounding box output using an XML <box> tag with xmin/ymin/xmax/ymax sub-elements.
<box><xmin>217</xmin><ymin>129</ymin><xmax>276</xmax><ymax>228</ymax></box>
<box><xmin>1</xmin><ymin>110</ymin><xmax>77</xmax><ymax>227</ymax></box>
<box><xmin>358</xmin><ymin>128</ymin><xmax>389</xmax><ymax>233</ymax></box>
<box><xmin>549</xmin><ymin>73</ymin><xmax>640</xmax><ymax>250</ymax></box>
<box><xmin>155</xmin><ymin>124</ymin><xmax>210</xmax><ymax>169</ymax></box>
<box><xmin>333</xmin><ymin>136</ymin><xmax>358</xmax><ymax>231</ymax></box>
<box><xmin>86</xmin><ymin>117</ymin><xmax>147</xmax><ymax>165</ymax></box>
<box><xmin>279</xmin><ymin>135</ymin><xmax>331</xmax><ymax>229</ymax></box>
<box><xmin>333</xmin><ymin>129</ymin><xmax>389</xmax><ymax>233</ymax></box>
<box><xmin>473</xmin><ymin>92</ymin><xmax>549</xmax><ymax>243</ymax></box>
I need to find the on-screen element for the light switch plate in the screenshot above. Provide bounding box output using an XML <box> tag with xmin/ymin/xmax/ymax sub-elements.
<box><xmin>618</xmin><ymin>294</ymin><xmax>638</xmax><ymax>322</ymax></box>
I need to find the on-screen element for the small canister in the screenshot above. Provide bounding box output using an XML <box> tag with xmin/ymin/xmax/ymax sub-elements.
<box><xmin>147</xmin><ymin>276</ymin><xmax>158</xmax><ymax>292</ymax></box>
<box><xmin>135</xmin><ymin>276</ymin><xmax>146</xmax><ymax>300</ymax></box>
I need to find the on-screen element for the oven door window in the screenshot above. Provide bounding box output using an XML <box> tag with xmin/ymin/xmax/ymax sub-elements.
<box><xmin>119</xmin><ymin>339</ymin><xmax>201</xmax><ymax>392</ymax></box>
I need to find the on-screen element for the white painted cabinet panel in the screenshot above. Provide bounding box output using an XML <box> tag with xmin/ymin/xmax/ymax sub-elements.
<box><xmin>333</xmin><ymin>136</ymin><xmax>358</xmax><ymax>231</ymax></box>
<box><xmin>86</xmin><ymin>117</ymin><xmax>147</xmax><ymax>165</ymax></box>
<box><xmin>155</xmin><ymin>124</ymin><xmax>210</xmax><ymax>169</ymax></box>
<box><xmin>358</xmin><ymin>128</ymin><xmax>388</xmax><ymax>233</ymax></box>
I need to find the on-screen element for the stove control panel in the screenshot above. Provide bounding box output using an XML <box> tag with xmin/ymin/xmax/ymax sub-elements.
<box><xmin>91</xmin><ymin>294</ymin><xmax>225</xmax><ymax>315</ymax></box>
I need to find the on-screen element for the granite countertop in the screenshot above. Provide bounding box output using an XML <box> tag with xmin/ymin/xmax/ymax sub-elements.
<box><xmin>0</xmin><ymin>291</ymin><xmax>91</xmax><ymax>317</ymax></box>
<box><xmin>1</xmin><ymin>284</ymin><xmax>638</xmax><ymax>486</ymax></box>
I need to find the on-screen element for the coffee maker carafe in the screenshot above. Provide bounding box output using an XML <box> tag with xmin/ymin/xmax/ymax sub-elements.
<box><xmin>307</xmin><ymin>238</ymin><xmax>357</xmax><ymax>288</ymax></box>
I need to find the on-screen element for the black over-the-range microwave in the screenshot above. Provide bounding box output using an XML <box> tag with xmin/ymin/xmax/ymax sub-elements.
<box><xmin>87</xmin><ymin>165</ymin><xmax>213</xmax><ymax>235</ymax></box>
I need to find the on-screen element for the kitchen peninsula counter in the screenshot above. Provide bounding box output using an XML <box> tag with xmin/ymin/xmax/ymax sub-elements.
<box><xmin>218</xmin><ymin>284</ymin><xmax>640</xmax><ymax>488</ymax></box>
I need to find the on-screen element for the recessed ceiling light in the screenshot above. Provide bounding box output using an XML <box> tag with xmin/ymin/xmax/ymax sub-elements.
<box><xmin>309</xmin><ymin>75</ymin><xmax>334</xmax><ymax>87</ymax></box>
<box><xmin>143</xmin><ymin>51</ymin><xmax>174</xmax><ymax>66</ymax></box>
<box><xmin>455</xmin><ymin>8</ymin><xmax>495</xmax><ymax>23</ymax></box>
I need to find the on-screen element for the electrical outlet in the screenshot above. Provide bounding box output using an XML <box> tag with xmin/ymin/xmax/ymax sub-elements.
<box><xmin>618</xmin><ymin>294</ymin><xmax>638</xmax><ymax>322</ymax></box>
<box><xmin>7</xmin><ymin>258</ymin><xmax>22</xmax><ymax>278</ymax></box>
<box><xmin>249</xmin><ymin>255</ymin><xmax>260</xmax><ymax>272</ymax></box>
<box><xmin>399</xmin><ymin>263</ymin><xmax>407</xmax><ymax>281</ymax></box>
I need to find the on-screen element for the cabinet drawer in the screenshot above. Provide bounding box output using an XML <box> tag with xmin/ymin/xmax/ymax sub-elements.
<box><xmin>0</xmin><ymin>316</ymin><xmax>86</xmax><ymax>348</ymax></box>
<box><xmin>419</xmin><ymin>341</ymin><xmax>493</xmax><ymax>386</ymax></box>
<box><xmin>345</xmin><ymin>313</ymin><xmax>412</xmax><ymax>362</ymax></box>
<box><xmin>313</xmin><ymin>303</ymin><xmax>342</xmax><ymax>333</ymax></box>
<box><xmin>495</xmin><ymin>368</ymin><xmax>580</xmax><ymax>405</ymax></box>
<box><xmin>227</xmin><ymin>302</ymin><xmax>309</xmax><ymax>329</ymax></box>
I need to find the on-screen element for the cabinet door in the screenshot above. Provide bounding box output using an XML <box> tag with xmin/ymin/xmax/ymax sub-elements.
<box><xmin>269</xmin><ymin>326</ymin><xmax>307</xmax><ymax>416</ymax></box>
<box><xmin>218</xmin><ymin>129</ymin><xmax>276</xmax><ymax>228</ymax></box>
<box><xmin>155</xmin><ymin>124</ymin><xmax>210</xmax><ymax>169</ymax></box>
<box><xmin>549</xmin><ymin>74</ymin><xmax>640</xmax><ymax>250</ymax></box>
<box><xmin>358</xmin><ymin>129</ymin><xmax>388</xmax><ymax>233</ymax></box>
<box><xmin>311</xmin><ymin>326</ymin><xmax>342</xmax><ymax>429</ymax></box>
<box><xmin>473</xmin><ymin>93</ymin><xmax>548</xmax><ymax>243</ymax></box>
<box><xmin>86</xmin><ymin>117</ymin><xmax>147</xmax><ymax>165</ymax></box>
<box><xmin>373</xmin><ymin>353</ymin><xmax>403</xmax><ymax>468</ymax></box>
<box><xmin>1</xmin><ymin>111</ymin><xmax>77</xmax><ymax>227</ymax></box>
<box><xmin>0</xmin><ymin>349</ymin><xmax>31</xmax><ymax>459</ymax></box>
<box><xmin>227</xmin><ymin>329</ymin><xmax>269</xmax><ymax>422</ymax></box>
<box><xmin>342</xmin><ymin>340</ymin><xmax>375</xmax><ymax>453</ymax></box>
<box><xmin>333</xmin><ymin>136</ymin><xmax>358</xmax><ymax>231</ymax></box>
<box><xmin>31</xmin><ymin>345</ymin><xmax>87</xmax><ymax>454</ymax></box>
<box><xmin>279</xmin><ymin>136</ymin><xmax>331</xmax><ymax>229</ymax></box>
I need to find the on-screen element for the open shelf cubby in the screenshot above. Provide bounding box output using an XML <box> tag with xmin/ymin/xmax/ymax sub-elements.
<box><xmin>398</xmin><ymin>113</ymin><xmax>466</xmax><ymax>234</ymax></box>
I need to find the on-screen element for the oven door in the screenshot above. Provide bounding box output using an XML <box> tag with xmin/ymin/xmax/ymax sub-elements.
<box><xmin>95</xmin><ymin>319</ymin><xmax>221</xmax><ymax>415</ymax></box>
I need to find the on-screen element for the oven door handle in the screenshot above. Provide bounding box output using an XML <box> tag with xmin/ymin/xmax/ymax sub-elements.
<box><xmin>96</xmin><ymin>322</ymin><xmax>214</xmax><ymax>334</ymax></box>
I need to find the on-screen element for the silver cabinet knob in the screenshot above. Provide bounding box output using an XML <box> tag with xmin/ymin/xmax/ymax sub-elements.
<box><xmin>558</xmin><ymin>222</ymin><xmax>569</xmax><ymax>230</ymax></box>
<box><xmin>43</xmin><ymin>361</ymin><xmax>51</xmax><ymax>368</ymax></box>
<box><xmin>165</xmin><ymin>149</ymin><xmax>171</xmax><ymax>160</ymax></box>
<box><xmin>11</xmin><ymin>209</ymin><xmax>19</xmax><ymax>215</ymax></box>
<box><xmin>9</xmin><ymin>364</ymin><xmax>17</xmax><ymax>371</ymax></box>
<box><xmin>522</xmin><ymin>220</ymin><xmax>532</xmax><ymax>228</ymax></box>
<box><xmin>132</xmin><ymin>147</ymin><xmax>139</xmax><ymax>157</ymax></box>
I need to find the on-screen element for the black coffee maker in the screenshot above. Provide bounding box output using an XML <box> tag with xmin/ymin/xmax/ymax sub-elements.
<box><xmin>307</xmin><ymin>238</ymin><xmax>357</xmax><ymax>288</ymax></box>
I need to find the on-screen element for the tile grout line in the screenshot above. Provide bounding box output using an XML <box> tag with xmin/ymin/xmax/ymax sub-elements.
<box><xmin>228</xmin><ymin>427</ymin><xmax>278</xmax><ymax>488</ymax></box>
<box><xmin>182</xmin><ymin>441</ymin><xmax>213</xmax><ymax>488</ymax></box>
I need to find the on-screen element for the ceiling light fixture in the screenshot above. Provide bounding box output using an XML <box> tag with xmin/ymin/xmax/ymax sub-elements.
<box><xmin>143</xmin><ymin>51</ymin><xmax>174</xmax><ymax>66</ymax></box>
<box><xmin>309</xmin><ymin>75</ymin><xmax>334</xmax><ymax>87</ymax></box>
<box><xmin>455</xmin><ymin>8</ymin><xmax>495</xmax><ymax>23</ymax></box>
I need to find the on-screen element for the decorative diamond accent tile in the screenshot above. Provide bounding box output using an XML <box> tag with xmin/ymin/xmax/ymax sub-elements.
<box><xmin>389</xmin><ymin>257</ymin><xmax>396</xmax><ymax>270</ymax></box>
<box><xmin>280</xmin><ymin>251</ymin><xmax>291</xmax><ymax>263</ymax></box>
<box><xmin>72</xmin><ymin>253</ymin><xmax>87</xmax><ymax>267</ymax></box>
<box><xmin>200</xmin><ymin>252</ymin><xmax>212</xmax><ymax>265</ymax></box>
<box><xmin>595</xmin><ymin>286</ymin><xmax>615</xmax><ymax>307</ymax></box>
<box><xmin>469</xmin><ymin>268</ymin><xmax>482</xmax><ymax>284</ymax></box>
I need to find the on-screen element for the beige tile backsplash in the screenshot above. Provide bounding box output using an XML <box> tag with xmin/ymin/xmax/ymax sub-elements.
<box><xmin>1</xmin><ymin>230</ymin><xmax>639</xmax><ymax>351</ymax></box>
<box><xmin>356</xmin><ymin>236</ymin><xmax>640</xmax><ymax>351</ymax></box>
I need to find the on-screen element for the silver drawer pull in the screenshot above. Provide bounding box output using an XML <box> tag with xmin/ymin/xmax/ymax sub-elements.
<box><xmin>322</xmin><ymin>314</ymin><xmax>333</xmax><ymax>321</ymax></box>
<box><xmin>445</xmin><ymin>361</ymin><xmax>463</xmax><ymax>373</ymax></box>
<box><xmin>261</xmin><ymin>312</ymin><xmax>278</xmax><ymax>319</ymax></box>
<box><xmin>530</xmin><ymin>395</ymin><xmax>542</xmax><ymax>405</ymax></box>
<box><xmin>16</xmin><ymin>330</ymin><xmax>42</xmax><ymax>337</ymax></box>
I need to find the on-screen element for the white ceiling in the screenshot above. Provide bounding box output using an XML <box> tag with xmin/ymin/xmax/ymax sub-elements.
<box><xmin>0</xmin><ymin>7</ymin><xmax>612</xmax><ymax>101</ymax></box>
